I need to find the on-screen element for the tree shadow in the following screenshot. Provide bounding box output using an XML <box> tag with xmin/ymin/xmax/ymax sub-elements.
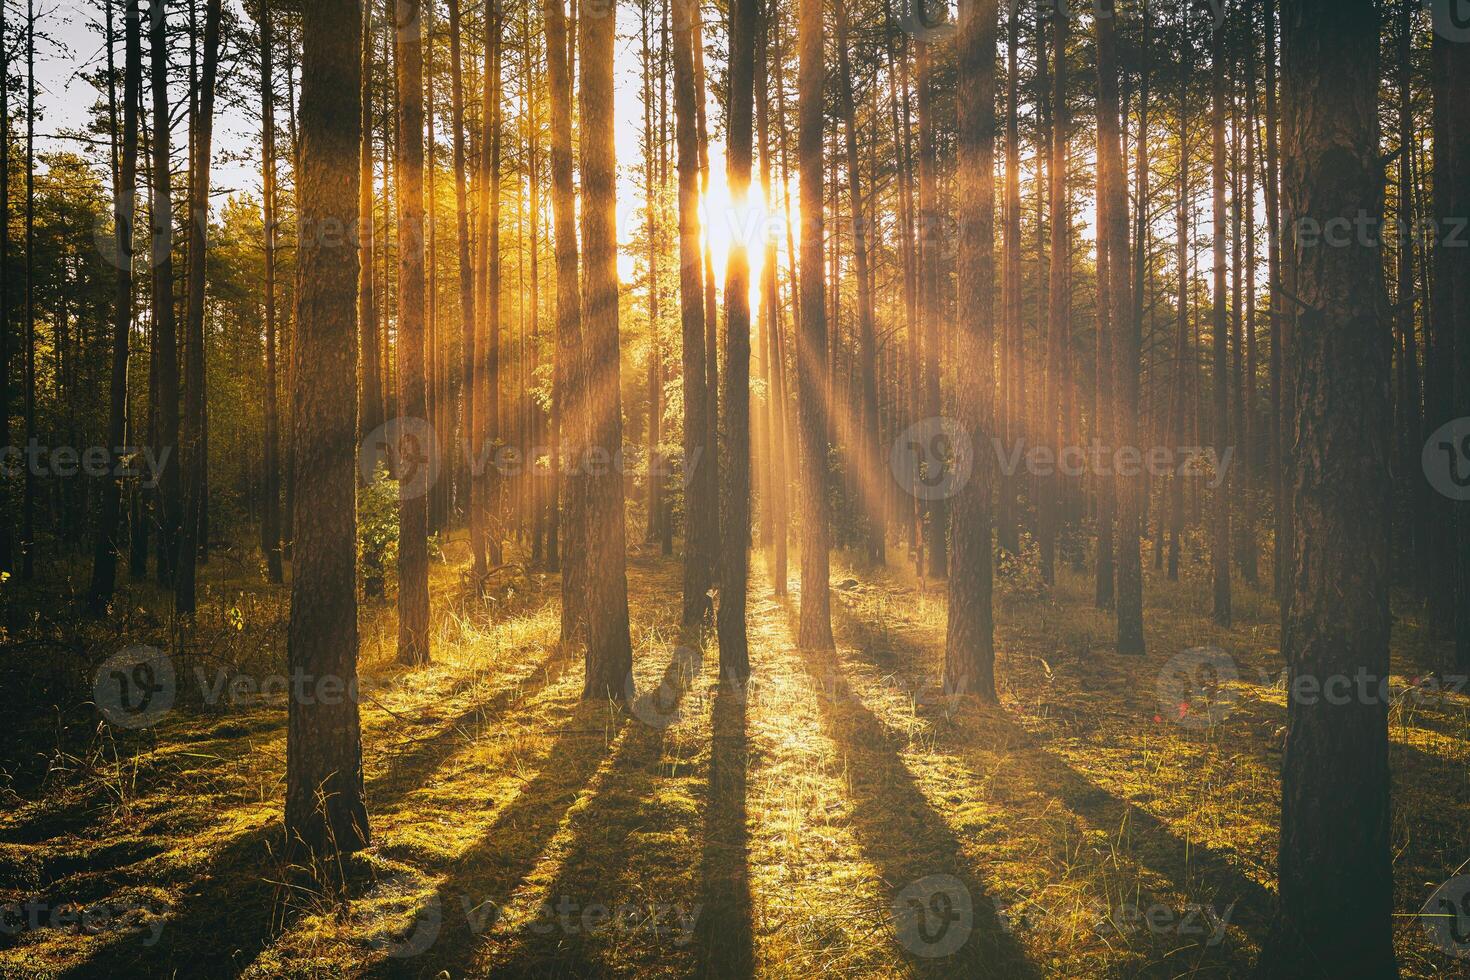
<box><xmin>363</xmin><ymin>641</ymin><xmax>577</xmax><ymax>808</ymax></box>
<box><xmin>830</xmin><ymin>596</ymin><xmax>1278</xmax><ymax>956</ymax></box>
<box><xmin>695</xmin><ymin>679</ymin><xmax>754</xmax><ymax>980</ymax></box>
<box><xmin>363</xmin><ymin>699</ymin><xmax>627</xmax><ymax>979</ymax></box>
<box><xmin>465</xmin><ymin>648</ymin><xmax>705</xmax><ymax>978</ymax></box>
<box><xmin>780</xmin><ymin>599</ymin><xmax>1042</xmax><ymax>979</ymax></box>
<box><xmin>57</xmin><ymin>823</ymin><xmax>288</xmax><ymax>978</ymax></box>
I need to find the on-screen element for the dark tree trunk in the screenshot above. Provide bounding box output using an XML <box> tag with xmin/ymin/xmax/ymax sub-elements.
<box><xmin>260</xmin><ymin>0</ymin><xmax>283</xmax><ymax>585</ymax></box>
<box><xmin>945</xmin><ymin>0</ymin><xmax>997</xmax><ymax>701</ymax></box>
<box><xmin>1101</xmin><ymin>0</ymin><xmax>1142</xmax><ymax>654</ymax></box>
<box><xmin>917</xmin><ymin>32</ymin><xmax>945</xmax><ymax>579</ymax></box>
<box><xmin>394</xmin><ymin>0</ymin><xmax>431</xmax><ymax>665</ymax></box>
<box><xmin>1210</xmin><ymin>13</ymin><xmax>1233</xmax><ymax>628</ymax></box>
<box><xmin>143</xmin><ymin>0</ymin><xmax>177</xmax><ymax>588</ymax></box>
<box><xmin>579</xmin><ymin>0</ymin><xmax>634</xmax><ymax>698</ymax></box>
<box><xmin>90</xmin><ymin>0</ymin><xmax>142</xmax><ymax>611</ymax></box>
<box><xmin>286</xmin><ymin>0</ymin><xmax>370</xmax><ymax>859</ymax></box>
<box><xmin>1041</xmin><ymin>5</ymin><xmax>1067</xmax><ymax>588</ymax></box>
<box><xmin>795</xmin><ymin>0</ymin><xmax>833</xmax><ymax>649</ymax></box>
<box><xmin>358</xmin><ymin>0</ymin><xmax>381</xmax><ymax>449</ymax></box>
<box><xmin>1256</xmin><ymin>1</ymin><xmax>1396</xmax><ymax>974</ymax></box>
<box><xmin>833</xmin><ymin>0</ymin><xmax>882</xmax><ymax>566</ymax></box>
<box><xmin>672</xmin><ymin>0</ymin><xmax>714</xmax><ymax>627</ymax></box>
<box><xmin>174</xmin><ymin>0</ymin><xmax>221</xmax><ymax>617</ymax></box>
<box><xmin>544</xmin><ymin>0</ymin><xmax>588</xmax><ymax>647</ymax></box>
<box><xmin>716</xmin><ymin>0</ymin><xmax>755</xmax><ymax>684</ymax></box>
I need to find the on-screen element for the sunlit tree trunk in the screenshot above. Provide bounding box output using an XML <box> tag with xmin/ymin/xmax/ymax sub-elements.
<box><xmin>672</xmin><ymin>0</ymin><xmax>714</xmax><ymax>627</ymax></box>
<box><xmin>394</xmin><ymin>0</ymin><xmax>431</xmax><ymax>665</ymax></box>
<box><xmin>579</xmin><ymin>0</ymin><xmax>634</xmax><ymax>698</ymax></box>
<box><xmin>795</xmin><ymin>0</ymin><xmax>833</xmax><ymax>648</ymax></box>
<box><xmin>758</xmin><ymin>1</ymin><xmax>788</xmax><ymax>596</ymax></box>
<box><xmin>145</xmin><ymin>0</ymin><xmax>176</xmax><ymax>587</ymax></box>
<box><xmin>286</xmin><ymin>0</ymin><xmax>370</xmax><ymax>859</ymax></box>
<box><xmin>916</xmin><ymin>29</ymin><xmax>945</xmax><ymax>580</ymax></box>
<box><xmin>945</xmin><ymin>0</ymin><xmax>997</xmax><ymax>701</ymax></box>
<box><xmin>1258</xmin><ymin>2</ymin><xmax>1395</xmax><ymax>973</ymax></box>
<box><xmin>544</xmin><ymin>0</ymin><xmax>588</xmax><ymax>646</ymax></box>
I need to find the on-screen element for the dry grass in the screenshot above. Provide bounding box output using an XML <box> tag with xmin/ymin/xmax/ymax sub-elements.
<box><xmin>1</xmin><ymin>533</ymin><xmax>1467</xmax><ymax>978</ymax></box>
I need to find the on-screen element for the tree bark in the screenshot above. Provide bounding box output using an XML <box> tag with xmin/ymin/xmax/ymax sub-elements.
<box><xmin>146</xmin><ymin>0</ymin><xmax>177</xmax><ymax>587</ymax></box>
<box><xmin>545</xmin><ymin>0</ymin><xmax>588</xmax><ymax>647</ymax></box>
<box><xmin>796</xmin><ymin>0</ymin><xmax>833</xmax><ymax>649</ymax></box>
<box><xmin>579</xmin><ymin>0</ymin><xmax>634</xmax><ymax>698</ymax></box>
<box><xmin>1256</xmin><ymin>1</ymin><xmax>1396</xmax><ymax>973</ymax></box>
<box><xmin>672</xmin><ymin>0</ymin><xmax>714</xmax><ymax>627</ymax></box>
<box><xmin>717</xmin><ymin>0</ymin><xmax>756</xmax><ymax>683</ymax></box>
<box><xmin>286</xmin><ymin>0</ymin><xmax>370</xmax><ymax>859</ymax></box>
<box><xmin>1210</xmin><ymin>12</ymin><xmax>1233</xmax><ymax>628</ymax></box>
<box><xmin>260</xmin><ymin>0</ymin><xmax>283</xmax><ymax>585</ymax></box>
<box><xmin>394</xmin><ymin>0</ymin><xmax>431</xmax><ymax>665</ymax></box>
<box><xmin>90</xmin><ymin>0</ymin><xmax>142</xmax><ymax>610</ymax></box>
<box><xmin>174</xmin><ymin>0</ymin><xmax>221</xmax><ymax>616</ymax></box>
<box><xmin>945</xmin><ymin>0</ymin><xmax>997</xmax><ymax>701</ymax></box>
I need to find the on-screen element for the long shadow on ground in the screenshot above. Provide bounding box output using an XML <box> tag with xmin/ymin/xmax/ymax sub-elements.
<box><xmin>830</xmin><ymin>591</ymin><xmax>1275</xmax><ymax>975</ymax></box>
<box><xmin>460</xmin><ymin>647</ymin><xmax>706</xmax><ymax>979</ymax></box>
<box><xmin>780</xmin><ymin>599</ymin><xmax>1043</xmax><ymax>980</ymax></box>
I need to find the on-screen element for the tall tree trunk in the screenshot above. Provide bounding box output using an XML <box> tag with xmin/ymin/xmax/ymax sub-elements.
<box><xmin>450</xmin><ymin>0</ymin><xmax>478</xmax><ymax>558</ymax></box>
<box><xmin>1265</xmin><ymin>0</ymin><xmax>1285</xmax><ymax>601</ymax></box>
<box><xmin>1093</xmin><ymin>7</ymin><xmax>1116</xmax><ymax>612</ymax></box>
<box><xmin>90</xmin><ymin>0</ymin><xmax>142</xmax><ymax>611</ymax></box>
<box><xmin>1168</xmin><ymin>2</ymin><xmax>1191</xmax><ymax>583</ymax></box>
<box><xmin>544</xmin><ymin>0</ymin><xmax>588</xmax><ymax>646</ymax></box>
<box><xmin>1103</xmin><ymin>0</ymin><xmax>1143</xmax><ymax>654</ymax></box>
<box><xmin>1447</xmin><ymin>18</ymin><xmax>1470</xmax><ymax>670</ymax></box>
<box><xmin>579</xmin><ymin>0</ymin><xmax>634</xmax><ymax>698</ymax></box>
<box><xmin>1426</xmin><ymin>32</ymin><xmax>1457</xmax><ymax>633</ymax></box>
<box><xmin>175</xmin><ymin>0</ymin><xmax>221</xmax><ymax>617</ymax></box>
<box><xmin>1210</xmin><ymin>12</ymin><xmax>1233</xmax><ymax>627</ymax></box>
<box><xmin>146</xmin><ymin>0</ymin><xmax>177</xmax><ymax>587</ymax></box>
<box><xmin>916</xmin><ymin>31</ymin><xmax>945</xmax><ymax>579</ymax></box>
<box><xmin>394</xmin><ymin>0</ymin><xmax>431</xmax><ymax>665</ymax></box>
<box><xmin>759</xmin><ymin>0</ymin><xmax>789</xmax><ymax>596</ymax></box>
<box><xmin>472</xmin><ymin>0</ymin><xmax>504</xmax><ymax>580</ymax></box>
<box><xmin>795</xmin><ymin>0</ymin><xmax>833</xmax><ymax>648</ymax></box>
<box><xmin>286</xmin><ymin>0</ymin><xmax>370</xmax><ymax>859</ymax></box>
<box><xmin>260</xmin><ymin>0</ymin><xmax>283</xmax><ymax>585</ymax></box>
<box><xmin>359</xmin><ymin>1</ymin><xmax>382</xmax><ymax>449</ymax></box>
<box><xmin>996</xmin><ymin>0</ymin><xmax>1020</xmax><ymax>557</ymax></box>
<box><xmin>1240</xmin><ymin>9</ymin><xmax>1259</xmax><ymax>586</ymax></box>
<box><xmin>1040</xmin><ymin>4</ymin><xmax>1067</xmax><ymax>588</ymax></box>
<box><xmin>945</xmin><ymin>0</ymin><xmax>997</xmax><ymax>701</ymax></box>
<box><xmin>717</xmin><ymin>0</ymin><xmax>756</xmax><ymax>683</ymax></box>
<box><xmin>672</xmin><ymin>0</ymin><xmax>714</xmax><ymax>626</ymax></box>
<box><xmin>642</xmin><ymin>0</ymin><xmax>664</xmax><ymax>548</ymax></box>
<box><xmin>1258</xmin><ymin>2</ymin><xmax>1396</xmax><ymax>974</ymax></box>
<box><xmin>833</xmin><ymin>0</ymin><xmax>882</xmax><ymax>565</ymax></box>
<box><xmin>0</xmin><ymin>0</ymin><xmax>9</xmax><ymax>576</ymax></box>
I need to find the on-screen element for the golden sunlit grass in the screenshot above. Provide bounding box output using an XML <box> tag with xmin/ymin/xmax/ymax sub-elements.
<box><xmin>1</xmin><ymin>533</ymin><xmax>1466</xmax><ymax>977</ymax></box>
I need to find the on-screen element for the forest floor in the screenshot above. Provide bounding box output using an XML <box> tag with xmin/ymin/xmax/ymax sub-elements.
<box><xmin>1</xmin><ymin>532</ymin><xmax>1467</xmax><ymax>978</ymax></box>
